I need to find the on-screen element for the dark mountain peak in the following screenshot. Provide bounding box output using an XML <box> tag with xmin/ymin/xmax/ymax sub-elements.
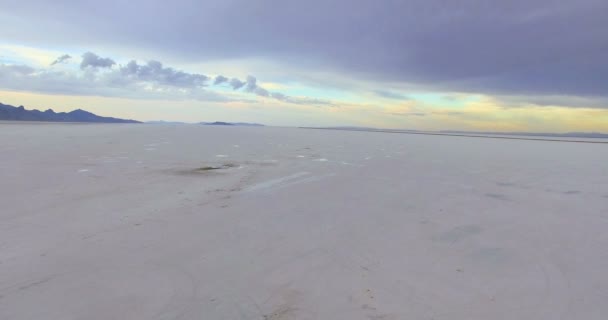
<box><xmin>0</xmin><ymin>103</ymin><xmax>141</xmax><ymax>123</ymax></box>
<box><xmin>68</xmin><ymin>109</ymin><xmax>94</xmax><ymax>115</ymax></box>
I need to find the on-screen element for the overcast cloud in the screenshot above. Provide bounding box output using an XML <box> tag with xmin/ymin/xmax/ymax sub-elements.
<box><xmin>0</xmin><ymin>0</ymin><xmax>606</xmax><ymax>98</ymax></box>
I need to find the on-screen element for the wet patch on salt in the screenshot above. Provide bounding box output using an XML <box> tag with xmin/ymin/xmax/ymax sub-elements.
<box><xmin>216</xmin><ymin>155</ymin><xmax>228</xmax><ymax>158</ymax></box>
<box><xmin>77</xmin><ymin>169</ymin><xmax>90</xmax><ymax>173</ymax></box>
<box><xmin>174</xmin><ymin>163</ymin><xmax>238</xmax><ymax>176</ymax></box>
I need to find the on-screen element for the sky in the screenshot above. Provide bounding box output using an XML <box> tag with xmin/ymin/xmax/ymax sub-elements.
<box><xmin>1</xmin><ymin>0</ymin><xmax>607</xmax><ymax>131</ymax></box>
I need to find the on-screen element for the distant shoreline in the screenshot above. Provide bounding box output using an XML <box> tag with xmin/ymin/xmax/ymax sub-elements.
<box><xmin>301</xmin><ymin>127</ymin><xmax>608</xmax><ymax>144</ymax></box>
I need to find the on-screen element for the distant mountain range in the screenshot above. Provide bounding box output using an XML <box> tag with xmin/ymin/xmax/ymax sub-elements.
<box><xmin>199</xmin><ymin>121</ymin><xmax>264</xmax><ymax>126</ymax></box>
<box><xmin>0</xmin><ymin>103</ymin><xmax>141</xmax><ymax>123</ymax></box>
<box><xmin>145</xmin><ymin>121</ymin><xmax>266</xmax><ymax>126</ymax></box>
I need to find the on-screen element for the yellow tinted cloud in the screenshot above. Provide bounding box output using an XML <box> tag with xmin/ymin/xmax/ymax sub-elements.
<box><xmin>397</xmin><ymin>95</ymin><xmax>608</xmax><ymax>132</ymax></box>
<box><xmin>0</xmin><ymin>44</ymin><xmax>66</xmax><ymax>67</ymax></box>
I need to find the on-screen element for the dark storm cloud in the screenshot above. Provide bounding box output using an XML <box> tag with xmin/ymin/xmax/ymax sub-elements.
<box><xmin>50</xmin><ymin>54</ymin><xmax>71</xmax><ymax>66</ymax></box>
<box><xmin>253</xmin><ymin>87</ymin><xmax>269</xmax><ymax>97</ymax></box>
<box><xmin>244</xmin><ymin>76</ymin><xmax>258</xmax><ymax>93</ymax></box>
<box><xmin>80</xmin><ymin>52</ymin><xmax>115</xmax><ymax>69</ymax></box>
<box><xmin>243</xmin><ymin>75</ymin><xmax>269</xmax><ymax>97</ymax></box>
<box><xmin>213</xmin><ymin>75</ymin><xmax>229</xmax><ymax>85</ymax></box>
<box><xmin>1</xmin><ymin>51</ymin><xmax>331</xmax><ymax>106</ymax></box>
<box><xmin>271</xmin><ymin>92</ymin><xmax>288</xmax><ymax>102</ymax></box>
<box><xmin>0</xmin><ymin>62</ymin><xmax>238</xmax><ymax>102</ymax></box>
<box><xmin>119</xmin><ymin>60</ymin><xmax>208</xmax><ymax>87</ymax></box>
<box><xmin>229</xmin><ymin>78</ymin><xmax>246</xmax><ymax>90</ymax></box>
<box><xmin>214</xmin><ymin>74</ymin><xmax>331</xmax><ymax>104</ymax></box>
<box><xmin>1</xmin><ymin>0</ymin><xmax>606</xmax><ymax>98</ymax></box>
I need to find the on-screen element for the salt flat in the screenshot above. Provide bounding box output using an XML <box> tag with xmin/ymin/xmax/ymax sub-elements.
<box><xmin>1</xmin><ymin>123</ymin><xmax>607</xmax><ymax>319</ymax></box>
